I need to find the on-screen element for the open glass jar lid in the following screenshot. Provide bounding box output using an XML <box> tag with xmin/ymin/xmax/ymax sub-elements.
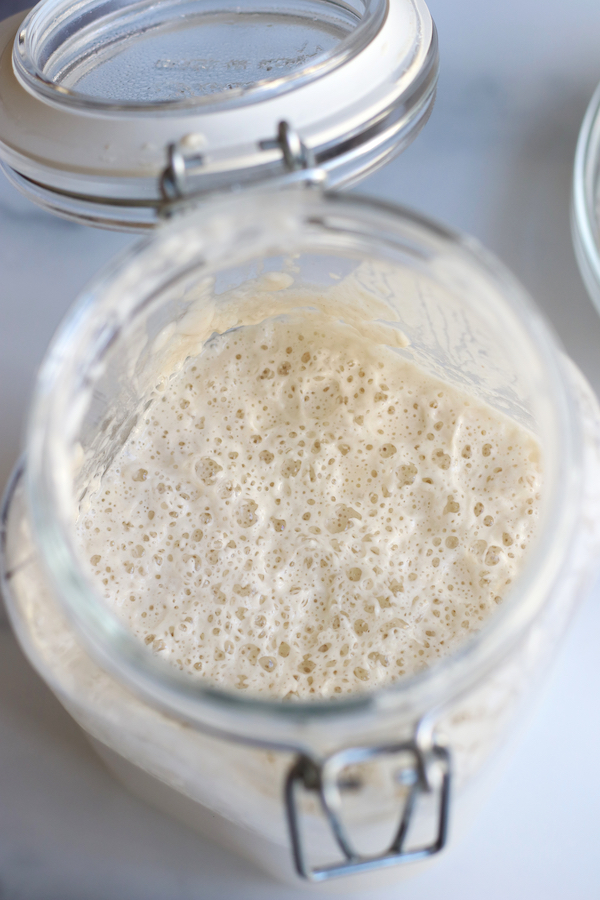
<box><xmin>0</xmin><ymin>0</ymin><xmax>437</xmax><ymax>230</ymax></box>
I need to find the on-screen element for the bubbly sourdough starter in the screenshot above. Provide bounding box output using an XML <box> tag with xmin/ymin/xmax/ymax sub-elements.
<box><xmin>77</xmin><ymin>313</ymin><xmax>541</xmax><ymax>698</ymax></box>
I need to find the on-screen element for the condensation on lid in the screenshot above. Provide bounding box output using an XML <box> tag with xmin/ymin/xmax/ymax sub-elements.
<box><xmin>0</xmin><ymin>0</ymin><xmax>438</xmax><ymax>230</ymax></box>
<box><xmin>13</xmin><ymin>0</ymin><xmax>388</xmax><ymax>112</ymax></box>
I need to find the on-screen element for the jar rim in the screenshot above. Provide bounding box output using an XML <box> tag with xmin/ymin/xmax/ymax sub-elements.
<box><xmin>572</xmin><ymin>79</ymin><xmax>600</xmax><ymax>316</ymax></box>
<box><xmin>24</xmin><ymin>189</ymin><xmax>581</xmax><ymax>745</ymax></box>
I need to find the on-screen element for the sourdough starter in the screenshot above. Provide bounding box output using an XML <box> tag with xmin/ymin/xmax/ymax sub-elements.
<box><xmin>76</xmin><ymin>312</ymin><xmax>541</xmax><ymax>698</ymax></box>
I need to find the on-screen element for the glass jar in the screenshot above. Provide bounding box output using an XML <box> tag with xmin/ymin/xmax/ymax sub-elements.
<box><xmin>573</xmin><ymin>81</ymin><xmax>600</xmax><ymax>315</ymax></box>
<box><xmin>3</xmin><ymin>188</ymin><xmax>600</xmax><ymax>889</ymax></box>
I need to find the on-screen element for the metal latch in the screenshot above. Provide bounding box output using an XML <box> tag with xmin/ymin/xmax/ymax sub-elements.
<box><xmin>160</xmin><ymin>120</ymin><xmax>324</xmax><ymax>204</ymax></box>
<box><xmin>258</xmin><ymin>120</ymin><xmax>315</xmax><ymax>172</ymax></box>
<box><xmin>284</xmin><ymin>737</ymin><xmax>451</xmax><ymax>882</ymax></box>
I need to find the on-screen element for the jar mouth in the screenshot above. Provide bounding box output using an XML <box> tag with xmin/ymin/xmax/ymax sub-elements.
<box><xmin>24</xmin><ymin>190</ymin><xmax>580</xmax><ymax>742</ymax></box>
<box><xmin>572</xmin><ymin>80</ymin><xmax>600</xmax><ymax>316</ymax></box>
<box><xmin>14</xmin><ymin>0</ymin><xmax>387</xmax><ymax>113</ymax></box>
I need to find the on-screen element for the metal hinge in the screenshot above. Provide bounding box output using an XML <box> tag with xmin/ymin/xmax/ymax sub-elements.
<box><xmin>284</xmin><ymin>736</ymin><xmax>451</xmax><ymax>882</ymax></box>
<box><xmin>257</xmin><ymin>120</ymin><xmax>315</xmax><ymax>172</ymax></box>
<box><xmin>160</xmin><ymin>120</ymin><xmax>324</xmax><ymax>204</ymax></box>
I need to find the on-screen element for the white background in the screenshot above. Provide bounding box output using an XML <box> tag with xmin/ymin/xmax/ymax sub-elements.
<box><xmin>2</xmin><ymin>0</ymin><xmax>600</xmax><ymax>897</ymax></box>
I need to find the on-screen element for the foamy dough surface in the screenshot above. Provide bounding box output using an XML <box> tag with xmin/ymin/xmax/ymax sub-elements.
<box><xmin>76</xmin><ymin>313</ymin><xmax>541</xmax><ymax>698</ymax></box>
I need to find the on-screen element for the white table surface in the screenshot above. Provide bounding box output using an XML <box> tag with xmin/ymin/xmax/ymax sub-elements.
<box><xmin>2</xmin><ymin>0</ymin><xmax>600</xmax><ymax>897</ymax></box>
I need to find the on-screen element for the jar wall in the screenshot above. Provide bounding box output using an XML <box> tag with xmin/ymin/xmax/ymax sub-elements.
<box><xmin>5</xmin><ymin>352</ymin><xmax>600</xmax><ymax>887</ymax></box>
<box><xmin>3</xmin><ymin>192</ymin><xmax>600</xmax><ymax>886</ymax></box>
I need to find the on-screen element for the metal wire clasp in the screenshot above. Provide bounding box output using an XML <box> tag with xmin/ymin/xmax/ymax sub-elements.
<box><xmin>161</xmin><ymin>133</ymin><xmax>204</xmax><ymax>202</ymax></box>
<box><xmin>160</xmin><ymin>120</ymin><xmax>322</xmax><ymax>204</ymax></box>
<box><xmin>258</xmin><ymin>120</ymin><xmax>315</xmax><ymax>171</ymax></box>
<box><xmin>284</xmin><ymin>728</ymin><xmax>451</xmax><ymax>882</ymax></box>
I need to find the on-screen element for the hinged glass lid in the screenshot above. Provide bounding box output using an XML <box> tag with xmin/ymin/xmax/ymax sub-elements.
<box><xmin>0</xmin><ymin>0</ymin><xmax>437</xmax><ymax>230</ymax></box>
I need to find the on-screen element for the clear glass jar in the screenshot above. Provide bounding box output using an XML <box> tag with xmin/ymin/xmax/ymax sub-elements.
<box><xmin>3</xmin><ymin>188</ymin><xmax>600</xmax><ymax>889</ymax></box>
<box><xmin>573</xmin><ymin>81</ymin><xmax>600</xmax><ymax>315</ymax></box>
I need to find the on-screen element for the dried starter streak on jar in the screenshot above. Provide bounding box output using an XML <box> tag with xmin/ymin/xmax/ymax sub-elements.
<box><xmin>77</xmin><ymin>314</ymin><xmax>541</xmax><ymax>698</ymax></box>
